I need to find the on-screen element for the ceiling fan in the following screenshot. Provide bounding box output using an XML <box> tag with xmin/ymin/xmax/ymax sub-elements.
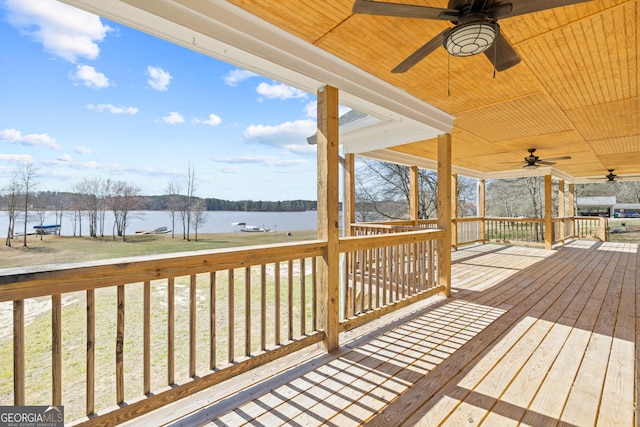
<box><xmin>352</xmin><ymin>0</ymin><xmax>591</xmax><ymax>73</ymax></box>
<box><xmin>499</xmin><ymin>148</ymin><xmax>571</xmax><ymax>170</ymax></box>
<box><xmin>588</xmin><ymin>169</ymin><xmax>640</xmax><ymax>182</ymax></box>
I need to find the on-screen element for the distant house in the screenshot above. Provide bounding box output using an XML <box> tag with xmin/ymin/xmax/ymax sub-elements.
<box><xmin>577</xmin><ymin>197</ymin><xmax>640</xmax><ymax>218</ymax></box>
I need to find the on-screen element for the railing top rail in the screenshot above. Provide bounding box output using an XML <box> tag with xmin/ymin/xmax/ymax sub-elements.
<box><xmin>339</xmin><ymin>228</ymin><xmax>445</xmax><ymax>252</ymax></box>
<box><xmin>485</xmin><ymin>217</ymin><xmax>545</xmax><ymax>223</ymax></box>
<box><xmin>0</xmin><ymin>240</ymin><xmax>327</xmax><ymax>302</ymax></box>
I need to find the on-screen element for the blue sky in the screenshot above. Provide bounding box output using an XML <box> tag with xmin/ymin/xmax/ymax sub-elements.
<box><xmin>0</xmin><ymin>0</ymin><xmax>348</xmax><ymax>200</ymax></box>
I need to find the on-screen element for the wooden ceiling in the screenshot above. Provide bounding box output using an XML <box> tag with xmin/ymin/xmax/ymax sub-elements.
<box><xmin>228</xmin><ymin>0</ymin><xmax>639</xmax><ymax>180</ymax></box>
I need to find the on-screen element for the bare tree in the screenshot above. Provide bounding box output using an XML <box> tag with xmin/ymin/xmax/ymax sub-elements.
<box><xmin>52</xmin><ymin>192</ymin><xmax>67</xmax><ymax>236</ymax></box>
<box><xmin>355</xmin><ymin>159</ymin><xmax>438</xmax><ymax>220</ymax></box>
<box><xmin>108</xmin><ymin>180</ymin><xmax>142</xmax><ymax>241</ymax></box>
<box><xmin>165</xmin><ymin>180</ymin><xmax>182</xmax><ymax>238</ymax></box>
<box><xmin>99</xmin><ymin>179</ymin><xmax>111</xmax><ymax>237</ymax></box>
<box><xmin>80</xmin><ymin>177</ymin><xmax>102</xmax><ymax>237</ymax></box>
<box><xmin>34</xmin><ymin>200</ymin><xmax>47</xmax><ymax>241</ymax></box>
<box><xmin>184</xmin><ymin>164</ymin><xmax>198</xmax><ymax>241</ymax></box>
<box><xmin>20</xmin><ymin>163</ymin><xmax>39</xmax><ymax>247</ymax></box>
<box><xmin>3</xmin><ymin>170</ymin><xmax>23</xmax><ymax>247</ymax></box>
<box><xmin>190</xmin><ymin>200</ymin><xmax>208</xmax><ymax>241</ymax></box>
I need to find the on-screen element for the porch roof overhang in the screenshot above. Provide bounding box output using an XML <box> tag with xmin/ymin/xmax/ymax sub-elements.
<box><xmin>61</xmin><ymin>0</ymin><xmax>639</xmax><ymax>184</ymax></box>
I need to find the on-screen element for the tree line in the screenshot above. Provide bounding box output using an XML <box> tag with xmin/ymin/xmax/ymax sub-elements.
<box><xmin>1</xmin><ymin>163</ymin><xmax>317</xmax><ymax>246</ymax></box>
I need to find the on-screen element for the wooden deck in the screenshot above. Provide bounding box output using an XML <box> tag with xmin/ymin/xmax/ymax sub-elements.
<box><xmin>126</xmin><ymin>241</ymin><xmax>638</xmax><ymax>426</ymax></box>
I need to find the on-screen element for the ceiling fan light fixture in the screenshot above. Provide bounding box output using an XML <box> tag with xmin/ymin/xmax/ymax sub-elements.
<box><xmin>444</xmin><ymin>18</ymin><xmax>496</xmax><ymax>57</ymax></box>
<box><xmin>523</xmin><ymin>164</ymin><xmax>539</xmax><ymax>170</ymax></box>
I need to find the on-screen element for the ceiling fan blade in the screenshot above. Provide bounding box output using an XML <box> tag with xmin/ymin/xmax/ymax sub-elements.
<box><xmin>544</xmin><ymin>155</ymin><xmax>572</xmax><ymax>161</ymax></box>
<box><xmin>484</xmin><ymin>31</ymin><xmax>521</xmax><ymax>71</ymax></box>
<box><xmin>352</xmin><ymin>0</ymin><xmax>459</xmax><ymax>21</ymax></box>
<box><xmin>536</xmin><ymin>160</ymin><xmax>557</xmax><ymax>166</ymax></box>
<box><xmin>506</xmin><ymin>0</ymin><xmax>591</xmax><ymax>19</ymax></box>
<box><xmin>392</xmin><ymin>29</ymin><xmax>450</xmax><ymax>73</ymax></box>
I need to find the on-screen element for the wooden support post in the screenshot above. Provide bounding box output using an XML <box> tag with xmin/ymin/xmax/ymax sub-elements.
<box><xmin>558</xmin><ymin>180</ymin><xmax>565</xmax><ymax>243</ymax></box>
<box><xmin>568</xmin><ymin>183</ymin><xmax>575</xmax><ymax>238</ymax></box>
<box><xmin>478</xmin><ymin>179</ymin><xmax>486</xmax><ymax>243</ymax></box>
<box><xmin>544</xmin><ymin>175</ymin><xmax>553</xmax><ymax>250</ymax></box>
<box><xmin>437</xmin><ymin>134</ymin><xmax>452</xmax><ymax>297</ymax></box>
<box><xmin>344</xmin><ymin>153</ymin><xmax>355</xmax><ymax>236</ymax></box>
<box><xmin>451</xmin><ymin>173</ymin><xmax>458</xmax><ymax>250</ymax></box>
<box><xmin>317</xmin><ymin>85</ymin><xmax>340</xmax><ymax>351</ymax></box>
<box><xmin>410</xmin><ymin>166</ymin><xmax>419</xmax><ymax>226</ymax></box>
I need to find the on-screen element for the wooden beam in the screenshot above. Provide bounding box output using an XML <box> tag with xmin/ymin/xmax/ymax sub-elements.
<box><xmin>544</xmin><ymin>175</ymin><xmax>553</xmax><ymax>250</ymax></box>
<box><xmin>451</xmin><ymin>173</ymin><xmax>458</xmax><ymax>250</ymax></box>
<box><xmin>437</xmin><ymin>134</ymin><xmax>452</xmax><ymax>297</ymax></box>
<box><xmin>478</xmin><ymin>179</ymin><xmax>486</xmax><ymax>243</ymax></box>
<box><xmin>344</xmin><ymin>153</ymin><xmax>355</xmax><ymax>236</ymax></box>
<box><xmin>410</xmin><ymin>166</ymin><xmax>419</xmax><ymax>226</ymax></box>
<box><xmin>317</xmin><ymin>85</ymin><xmax>340</xmax><ymax>351</ymax></box>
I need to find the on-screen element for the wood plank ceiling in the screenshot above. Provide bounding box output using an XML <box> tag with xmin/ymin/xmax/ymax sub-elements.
<box><xmin>229</xmin><ymin>0</ymin><xmax>639</xmax><ymax>180</ymax></box>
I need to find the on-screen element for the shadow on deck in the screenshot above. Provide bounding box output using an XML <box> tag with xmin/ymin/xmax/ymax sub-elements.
<box><xmin>128</xmin><ymin>241</ymin><xmax>639</xmax><ymax>426</ymax></box>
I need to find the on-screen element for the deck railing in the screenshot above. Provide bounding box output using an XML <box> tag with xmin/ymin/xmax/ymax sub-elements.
<box><xmin>0</xmin><ymin>241</ymin><xmax>326</xmax><ymax>426</ymax></box>
<box><xmin>339</xmin><ymin>229</ymin><xmax>445</xmax><ymax>332</ymax></box>
<box><xmin>456</xmin><ymin>217</ymin><xmax>483</xmax><ymax>246</ymax></box>
<box><xmin>0</xmin><ymin>226</ymin><xmax>444</xmax><ymax>426</ymax></box>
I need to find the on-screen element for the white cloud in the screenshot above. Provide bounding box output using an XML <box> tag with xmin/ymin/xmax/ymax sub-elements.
<box><xmin>243</xmin><ymin>119</ymin><xmax>317</xmax><ymax>154</ymax></box>
<box><xmin>71</xmin><ymin>64</ymin><xmax>109</xmax><ymax>89</ymax></box>
<box><xmin>0</xmin><ymin>153</ymin><xmax>34</xmax><ymax>164</ymax></box>
<box><xmin>87</xmin><ymin>104</ymin><xmax>139</xmax><ymax>114</ymax></box>
<box><xmin>75</xmin><ymin>145</ymin><xmax>93</xmax><ymax>154</ymax></box>
<box><xmin>147</xmin><ymin>66</ymin><xmax>172</xmax><ymax>91</ymax></box>
<box><xmin>6</xmin><ymin>0</ymin><xmax>110</xmax><ymax>63</ymax></box>
<box><xmin>0</xmin><ymin>128</ymin><xmax>61</xmax><ymax>149</ymax></box>
<box><xmin>223</xmin><ymin>69</ymin><xmax>258</xmax><ymax>86</ymax></box>
<box><xmin>162</xmin><ymin>112</ymin><xmax>185</xmax><ymax>124</ymax></box>
<box><xmin>256</xmin><ymin>82</ymin><xmax>307</xmax><ymax>100</ymax></box>
<box><xmin>221</xmin><ymin>166</ymin><xmax>241</xmax><ymax>174</ymax></box>
<box><xmin>58</xmin><ymin>154</ymin><xmax>72</xmax><ymax>162</ymax></box>
<box><xmin>212</xmin><ymin>154</ymin><xmax>307</xmax><ymax>168</ymax></box>
<box><xmin>193</xmin><ymin>113</ymin><xmax>222</xmax><ymax>126</ymax></box>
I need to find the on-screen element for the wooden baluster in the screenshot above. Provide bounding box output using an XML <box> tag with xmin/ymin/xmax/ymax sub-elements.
<box><xmin>260</xmin><ymin>265</ymin><xmax>266</xmax><ymax>351</ymax></box>
<box><xmin>311</xmin><ymin>257</ymin><xmax>317</xmax><ymax>332</ymax></box>
<box><xmin>245</xmin><ymin>267</ymin><xmax>251</xmax><ymax>357</ymax></box>
<box><xmin>116</xmin><ymin>285</ymin><xmax>125</xmax><ymax>405</ymax></box>
<box><xmin>300</xmin><ymin>258</ymin><xmax>306</xmax><ymax>335</ymax></box>
<box><xmin>274</xmin><ymin>262</ymin><xmax>280</xmax><ymax>345</ymax></box>
<box><xmin>288</xmin><ymin>260</ymin><xmax>293</xmax><ymax>341</ymax></box>
<box><xmin>86</xmin><ymin>289</ymin><xmax>95</xmax><ymax>416</ymax></box>
<box><xmin>52</xmin><ymin>294</ymin><xmax>62</xmax><ymax>406</ymax></box>
<box><xmin>13</xmin><ymin>299</ymin><xmax>24</xmax><ymax>406</ymax></box>
<box><xmin>228</xmin><ymin>269</ymin><xmax>234</xmax><ymax>363</ymax></box>
<box><xmin>210</xmin><ymin>272</ymin><xmax>216</xmax><ymax>370</ymax></box>
<box><xmin>189</xmin><ymin>275</ymin><xmax>196</xmax><ymax>378</ymax></box>
<box><xmin>143</xmin><ymin>281</ymin><xmax>150</xmax><ymax>395</ymax></box>
<box><xmin>167</xmin><ymin>278</ymin><xmax>175</xmax><ymax>385</ymax></box>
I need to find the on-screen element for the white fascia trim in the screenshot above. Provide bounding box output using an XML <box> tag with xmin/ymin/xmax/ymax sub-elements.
<box><xmin>65</xmin><ymin>0</ymin><xmax>454</xmax><ymax>137</ymax></box>
<box><xmin>360</xmin><ymin>149</ymin><xmax>484</xmax><ymax>179</ymax></box>
<box><xmin>343</xmin><ymin>122</ymin><xmax>442</xmax><ymax>154</ymax></box>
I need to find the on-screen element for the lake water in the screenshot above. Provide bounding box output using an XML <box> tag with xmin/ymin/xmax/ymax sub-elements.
<box><xmin>0</xmin><ymin>210</ymin><xmax>320</xmax><ymax>237</ymax></box>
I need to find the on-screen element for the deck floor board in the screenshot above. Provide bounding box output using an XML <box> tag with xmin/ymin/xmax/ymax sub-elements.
<box><xmin>125</xmin><ymin>242</ymin><xmax>638</xmax><ymax>427</ymax></box>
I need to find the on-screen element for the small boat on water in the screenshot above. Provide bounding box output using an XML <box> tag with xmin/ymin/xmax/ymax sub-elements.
<box><xmin>33</xmin><ymin>224</ymin><xmax>61</xmax><ymax>235</ymax></box>
<box><xmin>231</xmin><ymin>222</ymin><xmax>271</xmax><ymax>232</ymax></box>
<box><xmin>135</xmin><ymin>226</ymin><xmax>171</xmax><ymax>234</ymax></box>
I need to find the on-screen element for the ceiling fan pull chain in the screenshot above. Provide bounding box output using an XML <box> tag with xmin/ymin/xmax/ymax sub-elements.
<box><xmin>447</xmin><ymin>54</ymin><xmax>451</xmax><ymax>97</ymax></box>
<box><xmin>493</xmin><ymin>38</ymin><xmax>497</xmax><ymax>79</ymax></box>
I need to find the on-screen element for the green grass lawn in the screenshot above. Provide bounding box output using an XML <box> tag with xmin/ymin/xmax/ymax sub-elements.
<box><xmin>0</xmin><ymin>231</ymin><xmax>318</xmax><ymax>269</ymax></box>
